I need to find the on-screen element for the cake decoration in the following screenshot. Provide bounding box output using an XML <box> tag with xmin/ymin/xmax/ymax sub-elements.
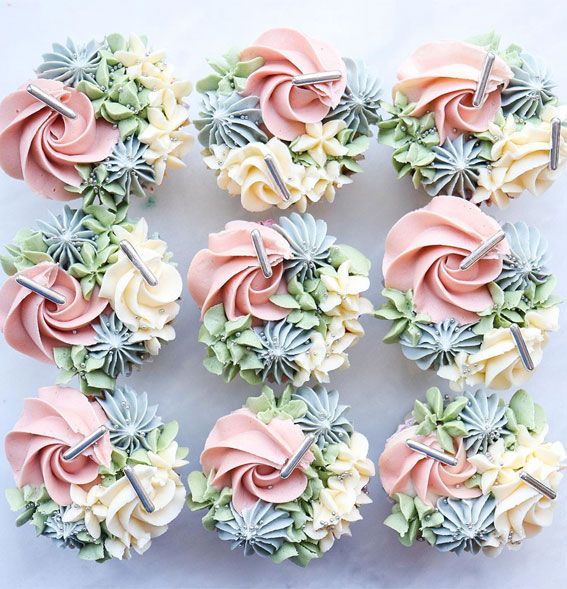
<box><xmin>187</xmin><ymin>213</ymin><xmax>372</xmax><ymax>386</ymax></box>
<box><xmin>379</xmin><ymin>387</ymin><xmax>565</xmax><ymax>554</ymax></box>
<box><xmin>196</xmin><ymin>28</ymin><xmax>381</xmax><ymax>212</ymax></box>
<box><xmin>0</xmin><ymin>34</ymin><xmax>191</xmax><ymax>206</ymax></box>
<box><xmin>187</xmin><ymin>384</ymin><xmax>374</xmax><ymax>565</ymax></box>
<box><xmin>0</xmin><ymin>206</ymin><xmax>182</xmax><ymax>395</ymax></box>
<box><xmin>378</xmin><ymin>32</ymin><xmax>566</xmax><ymax>208</ymax></box>
<box><xmin>375</xmin><ymin>196</ymin><xmax>559</xmax><ymax>390</ymax></box>
<box><xmin>5</xmin><ymin>384</ymin><xmax>187</xmax><ymax>561</ymax></box>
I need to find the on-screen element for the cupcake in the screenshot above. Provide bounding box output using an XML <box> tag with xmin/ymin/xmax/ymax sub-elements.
<box><xmin>0</xmin><ymin>33</ymin><xmax>191</xmax><ymax>206</ymax></box>
<box><xmin>5</xmin><ymin>384</ymin><xmax>187</xmax><ymax>561</ymax></box>
<box><xmin>196</xmin><ymin>28</ymin><xmax>382</xmax><ymax>212</ymax></box>
<box><xmin>375</xmin><ymin>196</ymin><xmax>559</xmax><ymax>390</ymax></box>
<box><xmin>0</xmin><ymin>205</ymin><xmax>182</xmax><ymax>395</ymax></box>
<box><xmin>187</xmin><ymin>384</ymin><xmax>374</xmax><ymax>565</ymax></box>
<box><xmin>379</xmin><ymin>386</ymin><xmax>565</xmax><ymax>555</ymax></box>
<box><xmin>187</xmin><ymin>213</ymin><xmax>373</xmax><ymax>386</ymax></box>
<box><xmin>378</xmin><ymin>32</ymin><xmax>566</xmax><ymax>208</ymax></box>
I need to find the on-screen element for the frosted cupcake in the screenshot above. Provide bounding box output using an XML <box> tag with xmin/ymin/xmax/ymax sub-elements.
<box><xmin>0</xmin><ymin>206</ymin><xmax>182</xmax><ymax>395</ymax></box>
<box><xmin>0</xmin><ymin>34</ymin><xmax>191</xmax><ymax>207</ymax></box>
<box><xmin>379</xmin><ymin>387</ymin><xmax>565</xmax><ymax>555</ymax></box>
<box><xmin>187</xmin><ymin>384</ymin><xmax>374</xmax><ymax>565</ymax></box>
<box><xmin>187</xmin><ymin>213</ymin><xmax>372</xmax><ymax>386</ymax></box>
<box><xmin>196</xmin><ymin>28</ymin><xmax>381</xmax><ymax>212</ymax></box>
<box><xmin>375</xmin><ymin>196</ymin><xmax>559</xmax><ymax>391</ymax></box>
<box><xmin>5</xmin><ymin>384</ymin><xmax>187</xmax><ymax>561</ymax></box>
<box><xmin>378</xmin><ymin>32</ymin><xmax>566</xmax><ymax>208</ymax></box>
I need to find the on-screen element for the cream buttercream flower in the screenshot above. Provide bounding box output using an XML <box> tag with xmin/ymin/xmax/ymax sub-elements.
<box><xmin>438</xmin><ymin>350</ymin><xmax>486</xmax><ymax>392</ymax></box>
<box><xmin>102</xmin><ymin>442</ymin><xmax>187</xmax><ymax>560</ymax></box>
<box><xmin>327</xmin><ymin>432</ymin><xmax>375</xmax><ymax>485</ymax></box>
<box><xmin>301</xmin><ymin>160</ymin><xmax>352</xmax><ymax>206</ymax></box>
<box><xmin>319</xmin><ymin>261</ymin><xmax>371</xmax><ymax>320</ymax></box>
<box><xmin>63</xmin><ymin>483</ymin><xmax>107</xmax><ymax>540</ymax></box>
<box><xmin>203</xmin><ymin>144</ymin><xmax>230</xmax><ymax>172</ymax></box>
<box><xmin>291</xmin><ymin>120</ymin><xmax>349</xmax><ymax>167</ymax></box>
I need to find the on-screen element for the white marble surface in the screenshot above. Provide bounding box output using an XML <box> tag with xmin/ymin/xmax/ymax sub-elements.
<box><xmin>0</xmin><ymin>1</ymin><xmax>565</xmax><ymax>587</ymax></box>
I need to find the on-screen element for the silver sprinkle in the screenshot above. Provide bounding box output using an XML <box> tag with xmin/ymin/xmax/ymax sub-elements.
<box><xmin>250</xmin><ymin>229</ymin><xmax>273</xmax><ymax>279</ymax></box>
<box><xmin>459</xmin><ymin>230</ymin><xmax>506</xmax><ymax>271</ymax></box>
<box><xmin>63</xmin><ymin>426</ymin><xmax>107</xmax><ymax>461</ymax></box>
<box><xmin>280</xmin><ymin>433</ymin><xmax>317</xmax><ymax>479</ymax></box>
<box><xmin>123</xmin><ymin>465</ymin><xmax>155</xmax><ymax>513</ymax></box>
<box><xmin>27</xmin><ymin>83</ymin><xmax>77</xmax><ymax>119</ymax></box>
<box><xmin>520</xmin><ymin>471</ymin><xmax>556</xmax><ymax>500</ymax></box>
<box><xmin>510</xmin><ymin>324</ymin><xmax>535</xmax><ymax>371</ymax></box>
<box><xmin>120</xmin><ymin>240</ymin><xmax>158</xmax><ymax>287</ymax></box>
<box><xmin>549</xmin><ymin>117</ymin><xmax>561</xmax><ymax>171</ymax></box>
<box><xmin>472</xmin><ymin>52</ymin><xmax>496</xmax><ymax>108</ymax></box>
<box><xmin>406</xmin><ymin>439</ymin><xmax>458</xmax><ymax>467</ymax></box>
<box><xmin>291</xmin><ymin>70</ymin><xmax>342</xmax><ymax>86</ymax></box>
<box><xmin>16</xmin><ymin>275</ymin><xmax>66</xmax><ymax>305</ymax></box>
<box><xmin>264</xmin><ymin>155</ymin><xmax>291</xmax><ymax>201</ymax></box>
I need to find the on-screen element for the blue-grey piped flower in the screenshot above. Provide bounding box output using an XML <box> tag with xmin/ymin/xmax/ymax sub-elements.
<box><xmin>36</xmin><ymin>38</ymin><xmax>102</xmax><ymax>87</ymax></box>
<box><xmin>292</xmin><ymin>384</ymin><xmax>353</xmax><ymax>447</ymax></box>
<box><xmin>460</xmin><ymin>390</ymin><xmax>509</xmax><ymax>455</ymax></box>
<box><xmin>275</xmin><ymin>213</ymin><xmax>335</xmax><ymax>282</ymax></box>
<box><xmin>97</xmin><ymin>386</ymin><xmax>162</xmax><ymax>454</ymax></box>
<box><xmin>401</xmin><ymin>319</ymin><xmax>483</xmax><ymax>371</ymax></box>
<box><xmin>87</xmin><ymin>313</ymin><xmax>146</xmax><ymax>378</ymax></box>
<box><xmin>423</xmin><ymin>135</ymin><xmax>487</xmax><ymax>199</ymax></box>
<box><xmin>255</xmin><ymin>320</ymin><xmax>313</xmax><ymax>384</ymax></box>
<box><xmin>195</xmin><ymin>92</ymin><xmax>268</xmax><ymax>148</ymax></box>
<box><xmin>497</xmin><ymin>222</ymin><xmax>550</xmax><ymax>291</ymax></box>
<box><xmin>36</xmin><ymin>205</ymin><xmax>95</xmax><ymax>269</ymax></box>
<box><xmin>216</xmin><ymin>501</ymin><xmax>292</xmax><ymax>558</ymax></box>
<box><xmin>324</xmin><ymin>58</ymin><xmax>381</xmax><ymax>136</ymax></box>
<box><xmin>501</xmin><ymin>52</ymin><xmax>556</xmax><ymax>120</ymax></box>
<box><xmin>104</xmin><ymin>136</ymin><xmax>156</xmax><ymax>199</ymax></box>
<box><xmin>432</xmin><ymin>495</ymin><xmax>496</xmax><ymax>555</ymax></box>
<box><xmin>43</xmin><ymin>506</ymin><xmax>86</xmax><ymax>550</ymax></box>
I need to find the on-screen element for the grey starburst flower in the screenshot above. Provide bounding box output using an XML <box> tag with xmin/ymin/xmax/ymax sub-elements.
<box><xmin>255</xmin><ymin>320</ymin><xmax>313</xmax><ymax>384</ymax></box>
<box><xmin>87</xmin><ymin>313</ymin><xmax>146</xmax><ymax>378</ymax></box>
<box><xmin>496</xmin><ymin>222</ymin><xmax>550</xmax><ymax>291</ymax></box>
<box><xmin>292</xmin><ymin>384</ymin><xmax>353</xmax><ymax>447</ymax></box>
<box><xmin>501</xmin><ymin>52</ymin><xmax>556</xmax><ymax>119</ymax></box>
<box><xmin>36</xmin><ymin>38</ymin><xmax>102</xmax><ymax>87</ymax></box>
<box><xmin>460</xmin><ymin>390</ymin><xmax>509</xmax><ymax>455</ymax></box>
<box><xmin>43</xmin><ymin>507</ymin><xmax>86</xmax><ymax>550</ymax></box>
<box><xmin>423</xmin><ymin>135</ymin><xmax>487</xmax><ymax>199</ymax></box>
<box><xmin>36</xmin><ymin>205</ymin><xmax>95</xmax><ymax>269</ymax></box>
<box><xmin>433</xmin><ymin>495</ymin><xmax>496</xmax><ymax>555</ymax></box>
<box><xmin>401</xmin><ymin>319</ymin><xmax>483</xmax><ymax>371</ymax></box>
<box><xmin>104</xmin><ymin>136</ymin><xmax>156</xmax><ymax>199</ymax></box>
<box><xmin>275</xmin><ymin>213</ymin><xmax>335</xmax><ymax>282</ymax></box>
<box><xmin>97</xmin><ymin>386</ymin><xmax>162</xmax><ymax>454</ymax></box>
<box><xmin>195</xmin><ymin>92</ymin><xmax>268</xmax><ymax>148</ymax></box>
<box><xmin>216</xmin><ymin>501</ymin><xmax>292</xmax><ymax>558</ymax></box>
<box><xmin>324</xmin><ymin>58</ymin><xmax>382</xmax><ymax>136</ymax></box>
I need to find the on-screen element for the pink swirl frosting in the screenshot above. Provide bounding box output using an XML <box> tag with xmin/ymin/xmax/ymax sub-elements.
<box><xmin>0</xmin><ymin>262</ymin><xmax>108</xmax><ymax>363</ymax></box>
<box><xmin>187</xmin><ymin>220</ymin><xmax>291</xmax><ymax>322</ymax></box>
<box><xmin>5</xmin><ymin>386</ymin><xmax>112</xmax><ymax>505</ymax></box>
<box><xmin>379</xmin><ymin>425</ymin><xmax>480</xmax><ymax>507</ymax></box>
<box><xmin>241</xmin><ymin>28</ymin><xmax>347</xmax><ymax>140</ymax></box>
<box><xmin>201</xmin><ymin>409</ymin><xmax>314</xmax><ymax>513</ymax></box>
<box><xmin>0</xmin><ymin>79</ymin><xmax>118</xmax><ymax>200</ymax></box>
<box><xmin>383</xmin><ymin>196</ymin><xmax>508</xmax><ymax>324</ymax></box>
<box><xmin>394</xmin><ymin>41</ymin><xmax>512</xmax><ymax>142</ymax></box>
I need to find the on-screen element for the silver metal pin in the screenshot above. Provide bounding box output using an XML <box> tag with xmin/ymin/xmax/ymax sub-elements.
<box><xmin>549</xmin><ymin>117</ymin><xmax>561</xmax><ymax>171</ymax></box>
<box><xmin>27</xmin><ymin>83</ymin><xmax>77</xmax><ymax>119</ymax></box>
<box><xmin>264</xmin><ymin>155</ymin><xmax>291</xmax><ymax>201</ymax></box>
<box><xmin>510</xmin><ymin>324</ymin><xmax>535</xmax><ymax>371</ymax></box>
<box><xmin>459</xmin><ymin>230</ymin><xmax>506</xmax><ymax>271</ymax></box>
<box><xmin>16</xmin><ymin>275</ymin><xmax>66</xmax><ymax>305</ymax></box>
<box><xmin>63</xmin><ymin>426</ymin><xmax>107</xmax><ymax>461</ymax></box>
<box><xmin>472</xmin><ymin>52</ymin><xmax>496</xmax><ymax>108</ymax></box>
<box><xmin>292</xmin><ymin>70</ymin><xmax>343</xmax><ymax>87</ymax></box>
<box><xmin>280</xmin><ymin>433</ymin><xmax>317</xmax><ymax>479</ymax></box>
<box><xmin>119</xmin><ymin>240</ymin><xmax>158</xmax><ymax>287</ymax></box>
<box><xmin>406</xmin><ymin>439</ymin><xmax>458</xmax><ymax>467</ymax></box>
<box><xmin>520</xmin><ymin>471</ymin><xmax>556</xmax><ymax>500</ymax></box>
<box><xmin>123</xmin><ymin>465</ymin><xmax>155</xmax><ymax>513</ymax></box>
<box><xmin>250</xmin><ymin>229</ymin><xmax>273</xmax><ymax>279</ymax></box>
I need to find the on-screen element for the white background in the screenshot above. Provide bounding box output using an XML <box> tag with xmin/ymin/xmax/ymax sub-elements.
<box><xmin>0</xmin><ymin>1</ymin><xmax>565</xmax><ymax>587</ymax></box>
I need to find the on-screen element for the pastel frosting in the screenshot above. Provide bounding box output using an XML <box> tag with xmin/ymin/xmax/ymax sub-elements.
<box><xmin>201</xmin><ymin>409</ymin><xmax>314</xmax><ymax>513</ymax></box>
<box><xmin>4</xmin><ymin>385</ymin><xmax>111</xmax><ymax>505</ymax></box>
<box><xmin>0</xmin><ymin>262</ymin><xmax>108</xmax><ymax>363</ymax></box>
<box><xmin>241</xmin><ymin>28</ymin><xmax>347</xmax><ymax>141</ymax></box>
<box><xmin>383</xmin><ymin>196</ymin><xmax>508</xmax><ymax>324</ymax></box>
<box><xmin>0</xmin><ymin>79</ymin><xmax>118</xmax><ymax>200</ymax></box>
<box><xmin>379</xmin><ymin>424</ymin><xmax>481</xmax><ymax>507</ymax></box>
<box><xmin>187</xmin><ymin>220</ymin><xmax>292</xmax><ymax>322</ymax></box>
<box><xmin>394</xmin><ymin>41</ymin><xmax>512</xmax><ymax>142</ymax></box>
